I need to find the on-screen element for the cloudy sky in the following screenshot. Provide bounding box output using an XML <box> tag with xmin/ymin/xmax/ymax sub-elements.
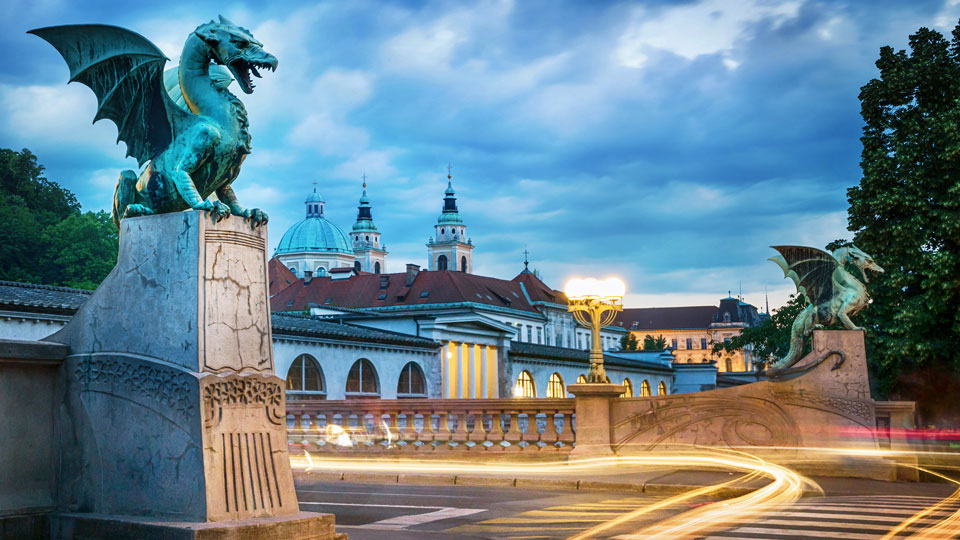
<box><xmin>1</xmin><ymin>0</ymin><xmax>956</xmax><ymax>310</ymax></box>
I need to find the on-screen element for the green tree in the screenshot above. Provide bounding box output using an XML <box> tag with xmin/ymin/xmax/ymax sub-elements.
<box><xmin>851</xmin><ymin>23</ymin><xmax>960</xmax><ymax>424</ymax></box>
<box><xmin>642</xmin><ymin>334</ymin><xmax>667</xmax><ymax>350</ymax></box>
<box><xmin>40</xmin><ymin>211</ymin><xmax>118</xmax><ymax>289</ymax></box>
<box><xmin>620</xmin><ymin>333</ymin><xmax>639</xmax><ymax>351</ymax></box>
<box><xmin>0</xmin><ymin>148</ymin><xmax>116</xmax><ymax>289</ymax></box>
<box><xmin>712</xmin><ymin>294</ymin><xmax>806</xmax><ymax>368</ymax></box>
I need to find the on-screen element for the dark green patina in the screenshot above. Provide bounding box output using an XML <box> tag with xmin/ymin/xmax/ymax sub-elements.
<box><xmin>30</xmin><ymin>16</ymin><xmax>277</xmax><ymax>229</ymax></box>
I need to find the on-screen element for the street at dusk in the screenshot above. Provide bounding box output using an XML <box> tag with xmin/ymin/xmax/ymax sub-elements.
<box><xmin>0</xmin><ymin>1</ymin><xmax>959</xmax><ymax>539</ymax></box>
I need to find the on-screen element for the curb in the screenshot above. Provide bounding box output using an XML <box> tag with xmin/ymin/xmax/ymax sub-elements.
<box><xmin>293</xmin><ymin>470</ymin><xmax>821</xmax><ymax>498</ymax></box>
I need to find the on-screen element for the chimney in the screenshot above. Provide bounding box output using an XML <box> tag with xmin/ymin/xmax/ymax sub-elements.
<box><xmin>405</xmin><ymin>264</ymin><xmax>420</xmax><ymax>286</ymax></box>
<box><xmin>380</xmin><ymin>275</ymin><xmax>390</xmax><ymax>289</ymax></box>
<box><xmin>304</xmin><ymin>269</ymin><xmax>313</xmax><ymax>285</ymax></box>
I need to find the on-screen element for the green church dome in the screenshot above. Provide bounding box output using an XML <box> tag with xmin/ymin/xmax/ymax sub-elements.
<box><xmin>275</xmin><ymin>217</ymin><xmax>353</xmax><ymax>255</ymax></box>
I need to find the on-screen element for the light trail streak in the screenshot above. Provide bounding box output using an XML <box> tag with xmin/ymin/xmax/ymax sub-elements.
<box><xmin>878</xmin><ymin>467</ymin><xmax>960</xmax><ymax>540</ymax></box>
<box><xmin>291</xmin><ymin>447</ymin><xmax>819</xmax><ymax>540</ymax></box>
<box><xmin>289</xmin><ymin>443</ymin><xmax>960</xmax><ymax>539</ymax></box>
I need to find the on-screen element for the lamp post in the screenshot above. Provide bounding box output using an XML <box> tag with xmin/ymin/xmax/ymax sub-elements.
<box><xmin>564</xmin><ymin>277</ymin><xmax>625</xmax><ymax>383</ymax></box>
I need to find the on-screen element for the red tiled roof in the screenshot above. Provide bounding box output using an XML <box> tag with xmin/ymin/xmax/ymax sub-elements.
<box><xmin>268</xmin><ymin>258</ymin><xmax>297</xmax><ymax>296</ymax></box>
<box><xmin>616</xmin><ymin>306</ymin><xmax>718</xmax><ymax>331</ymax></box>
<box><xmin>269</xmin><ymin>267</ymin><xmax>542</xmax><ymax>314</ymax></box>
<box><xmin>512</xmin><ymin>271</ymin><xmax>567</xmax><ymax>305</ymax></box>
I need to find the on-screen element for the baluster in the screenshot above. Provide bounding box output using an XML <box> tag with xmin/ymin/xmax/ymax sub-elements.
<box><xmin>503</xmin><ymin>409</ymin><xmax>523</xmax><ymax>449</ymax></box>
<box><xmin>486</xmin><ymin>411</ymin><xmax>506</xmax><ymax>451</ymax></box>
<box><xmin>468</xmin><ymin>411</ymin><xmax>489</xmax><ymax>449</ymax></box>
<box><xmin>520</xmin><ymin>411</ymin><xmax>540</xmax><ymax>449</ymax></box>
<box><xmin>301</xmin><ymin>413</ymin><xmax>313</xmax><ymax>447</ymax></box>
<box><xmin>556</xmin><ymin>412</ymin><xmax>575</xmax><ymax>447</ymax></box>
<box><xmin>402</xmin><ymin>410</ymin><xmax>419</xmax><ymax>444</ymax></box>
<box><xmin>381</xmin><ymin>412</ymin><xmax>400</xmax><ymax>448</ymax></box>
<box><xmin>541</xmin><ymin>410</ymin><xmax>560</xmax><ymax>449</ymax></box>
<box><xmin>420</xmin><ymin>412</ymin><xmax>437</xmax><ymax>447</ymax></box>
<box><xmin>434</xmin><ymin>411</ymin><xmax>453</xmax><ymax>449</ymax></box>
<box><xmin>451</xmin><ymin>411</ymin><xmax>469</xmax><ymax>446</ymax></box>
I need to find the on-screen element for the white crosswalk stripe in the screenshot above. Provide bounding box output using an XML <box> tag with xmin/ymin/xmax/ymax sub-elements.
<box><xmin>694</xmin><ymin>495</ymin><xmax>960</xmax><ymax>540</ymax></box>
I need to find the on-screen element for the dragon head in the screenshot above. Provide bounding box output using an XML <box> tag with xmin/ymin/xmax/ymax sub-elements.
<box><xmin>834</xmin><ymin>245</ymin><xmax>884</xmax><ymax>282</ymax></box>
<box><xmin>194</xmin><ymin>16</ymin><xmax>277</xmax><ymax>94</ymax></box>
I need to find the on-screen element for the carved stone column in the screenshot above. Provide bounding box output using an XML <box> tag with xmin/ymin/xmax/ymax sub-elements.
<box><xmin>568</xmin><ymin>383</ymin><xmax>625</xmax><ymax>456</ymax></box>
<box><xmin>47</xmin><ymin>211</ymin><xmax>338</xmax><ymax>538</ymax></box>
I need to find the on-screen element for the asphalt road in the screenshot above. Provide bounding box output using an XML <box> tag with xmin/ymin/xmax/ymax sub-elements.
<box><xmin>296</xmin><ymin>479</ymin><xmax>960</xmax><ymax>539</ymax></box>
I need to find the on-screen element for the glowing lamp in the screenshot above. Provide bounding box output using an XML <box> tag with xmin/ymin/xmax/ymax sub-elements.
<box><xmin>565</xmin><ymin>276</ymin><xmax>626</xmax><ymax>383</ymax></box>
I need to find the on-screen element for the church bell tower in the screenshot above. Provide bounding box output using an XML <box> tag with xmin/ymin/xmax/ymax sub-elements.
<box><xmin>427</xmin><ymin>167</ymin><xmax>473</xmax><ymax>272</ymax></box>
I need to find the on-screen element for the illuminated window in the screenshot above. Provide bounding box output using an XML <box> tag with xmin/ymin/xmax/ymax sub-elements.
<box><xmin>547</xmin><ymin>373</ymin><xmax>565</xmax><ymax>398</ymax></box>
<box><xmin>621</xmin><ymin>378</ymin><xmax>633</xmax><ymax>398</ymax></box>
<box><xmin>516</xmin><ymin>370</ymin><xmax>536</xmax><ymax>398</ymax></box>
<box><xmin>640</xmin><ymin>379</ymin><xmax>651</xmax><ymax>397</ymax></box>
<box><xmin>397</xmin><ymin>362</ymin><xmax>426</xmax><ymax>398</ymax></box>
<box><xmin>658</xmin><ymin>381</ymin><xmax>668</xmax><ymax>395</ymax></box>
<box><xmin>285</xmin><ymin>354</ymin><xmax>326</xmax><ymax>400</ymax></box>
<box><xmin>577</xmin><ymin>374</ymin><xmax>586</xmax><ymax>384</ymax></box>
<box><xmin>346</xmin><ymin>358</ymin><xmax>379</xmax><ymax>398</ymax></box>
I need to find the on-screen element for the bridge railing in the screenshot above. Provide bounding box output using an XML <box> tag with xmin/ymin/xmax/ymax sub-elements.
<box><xmin>286</xmin><ymin>398</ymin><xmax>576</xmax><ymax>453</ymax></box>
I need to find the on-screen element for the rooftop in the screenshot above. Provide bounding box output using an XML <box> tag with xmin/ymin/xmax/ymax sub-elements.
<box><xmin>616</xmin><ymin>306</ymin><xmax>719</xmax><ymax>331</ymax></box>
<box><xmin>0</xmin><ymin>280</ymin><xmax>92</xmax><ymax>314</ymax></box>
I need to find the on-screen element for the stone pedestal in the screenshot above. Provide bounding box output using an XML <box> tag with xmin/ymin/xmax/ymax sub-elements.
<box><xmin>568</xmin><ymin>383</ymin><xmax>625</xmax><ymax>456</ymax></box>
<box><xmin>45</xmin><ymin>211</ymin><xmax>337</xmax><ymax>538</ymax></box>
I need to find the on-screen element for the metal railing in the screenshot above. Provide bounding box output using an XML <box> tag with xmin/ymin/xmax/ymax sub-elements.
<box><xmin>287</xmin><ymin>398</ymin><xmax>575</xmax><ymax>453</ymax></box>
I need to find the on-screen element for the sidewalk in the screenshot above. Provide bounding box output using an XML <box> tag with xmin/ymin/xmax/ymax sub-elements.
<box><xmin>293</xmin><ymin>466</ymin><xmax>956</xmax><ymax>499</ymax></box>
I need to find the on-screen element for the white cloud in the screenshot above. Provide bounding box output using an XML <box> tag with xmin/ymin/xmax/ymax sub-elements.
<box><xmin>615</xmin><ymin>0</ymin><xmax>802</xmax><ymax>69</ymax></box>
<box><xmin>330</xmin><ymin>148</ymin><xmax>400</xmax><ymax>180</ymax></box>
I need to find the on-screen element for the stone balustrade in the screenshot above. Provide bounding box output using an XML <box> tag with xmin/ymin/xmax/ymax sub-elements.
<box><xmin>287</xmin><ymin>398</ymin><xmax>575</xmax><ymax>453</ymax></box>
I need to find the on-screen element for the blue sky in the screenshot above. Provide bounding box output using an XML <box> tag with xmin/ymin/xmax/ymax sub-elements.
<box><xmin>1</xmin><ymin>0</ymin><xmax>956</xmax><ymax>310</ymax></box>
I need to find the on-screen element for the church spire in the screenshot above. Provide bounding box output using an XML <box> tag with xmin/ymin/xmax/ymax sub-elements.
<box><xmin>353</xmin><ymin>174</ymin><xmax>376</xmax><ymax>231</ymax></box>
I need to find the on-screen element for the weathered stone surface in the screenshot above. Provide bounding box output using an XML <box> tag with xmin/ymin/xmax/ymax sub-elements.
<box><xmin>41</xmin><ymin>212</ymin><xmax>333</xmax><ymax>535</ymax></box>
<box><xmin>0</xmin><ymin>358</ymin><xmax>58</xmax><ymax>519</ymax></box>
<box><xmin>610</xmin><ymin>330</ymin><xmax>877</xmax><ymax>453</ymax></box>
<box><xmin>568</xmin><ymin>383</ymin><xmax>625</xmax><ymax>456</ymax></box>
<box><xmin>51</xmin><ymin>511</ymin><xmax>336</xmax><ymax>540</ymax></box>
<box><xmin>48</xmin><ymin>211</ymin><xmax>273</xmax><ymax>374</ymax></box>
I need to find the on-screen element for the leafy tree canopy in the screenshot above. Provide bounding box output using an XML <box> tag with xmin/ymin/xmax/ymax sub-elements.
<box><xmin>620</xmin><ymin>333</ymin><xmax>639</xmax><ymax>351</ymax></box>
<box><xmin>0</xmin><ymin>148</ymin><xmax>116</xmax><ymax>289</ymax></box>
<box><xmin>642</xmin><ymin>334</ymin><xmax>667</xmax><ymax>350</ymax></box>
<box><xmin>850</xmin><ymin>22</ymin><xmax>960</xmax><ymax>424</ymax></box>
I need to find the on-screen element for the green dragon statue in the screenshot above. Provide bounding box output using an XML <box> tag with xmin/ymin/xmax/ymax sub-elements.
<box><xmin>768</xmin><ymin>245</ymin><xmax>884</xmax><ymax>374</ymax></box>
<box><xmin>29</xmin><ymin>16</ymin><xmax>277</xmax><ymax>229</ymax></box>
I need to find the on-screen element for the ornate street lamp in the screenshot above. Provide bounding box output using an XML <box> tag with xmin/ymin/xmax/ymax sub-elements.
<box><xmin>564</xmin><ymin>277</ymin><xmax>625</xmax><ymax>383</ymax></box>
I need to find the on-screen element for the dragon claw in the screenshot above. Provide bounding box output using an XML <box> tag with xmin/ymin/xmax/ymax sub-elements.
<box><xmin>199</xmin><ymin>200</ymin><xmax>231</xmax><ymax>223</ymax></box>
<box><xmin>244</xmin><ymin>208</ymin><xmax>269</xmax><ymax>229</ymax></box>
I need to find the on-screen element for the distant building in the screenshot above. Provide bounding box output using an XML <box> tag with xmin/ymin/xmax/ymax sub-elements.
<box><xmin>426</xmin><ymin>172</ymin><xmax>473</xmax><ymax>273</ymax></box>
<box><xmin>616</xmin><ymin>297</ymin><xmax>762</xmax><ymax>372</ymax></box>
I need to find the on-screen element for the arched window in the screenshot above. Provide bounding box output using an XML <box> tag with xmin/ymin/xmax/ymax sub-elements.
<box><xmin>516</xmin><ymin>370</ymin><xmax>536</xmax><ymax>398</ymax></box>
<box><xmin>640</xmin><ymin>380</ymin><xmax>652</xmax><ymax>397</ymax></box>
<box><xmin>397</xmin><ymin>362</ymin><xmax>427</xmax><ymax>398</ymax></box>
<box><xmin>346</xmin><ymin>358</ymin><xmax>379</xmax><ymax>398</ymax></box>
<box><xmin>547</xmin><ymin>373</ymin><xmax>564</xmax><ymax>398</ymax></box>
<box><xmin>365</xmin><ymin>235</ymin><xmax>370</xmax><ymax>241</ymax></box>
<box><xmin>316</xmin><ymin>267</ymin><xmax>327</xmax><ymax>277</ymax></box>
<box><xmin>577</xmin><ymin>375</ymin><xmax>586</xmax><ymax>384</ymax></box>
<box><xmin>621</xmin><ymin>378</ymin><xmax>633</xmax><ymax>398</ymax></box>
<box><xmin>288</xmin><ymin>266</ymin><xmax>297</xmax><ymax>276</ymax></box>
<box><xmin>460</xmin><ymin>256</ymin><xmax>467</xmax><ymax>273</ymax></box>
<box><xmin>374</xmin><ymin>261</ymin><xmax>381</xmax><ymax>274</ymax></box>
<box><xmin>440</xmin><ymin>228</ymin><xmax>445</xmax><ymax>235</ymax></box>
<box><xmin>658</xmin><ymin>381</ymin><xmax>668</xmax><ymax>396</ymax></box>
<box><xmin>437</xmin><ymin>254</ymin><xmax>448</xmax><ymax>270</ymax></box>
<box><xmin>353</xmin><ymin>260</ymin><xmax>362</xmax><ymax>272</ymax></box>
<box><xmin>285</xmin><ymin>354</ymin><xmax>326</xmax><ymax>400</ymax></box>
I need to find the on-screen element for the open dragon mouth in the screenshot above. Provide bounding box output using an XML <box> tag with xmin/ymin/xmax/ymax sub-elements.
<box><xmin>228</xmin><ymin>57</ymin><xmax>276</xmax><ymax>94</ymax></box>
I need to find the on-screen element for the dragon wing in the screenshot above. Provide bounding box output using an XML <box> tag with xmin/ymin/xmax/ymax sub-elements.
<box><xmin>769</xmin><ymin>245</ymin><xmax>839</xmax><ymax>306</ymax></box>
<box><xmin>29</xmin><ymin>24</ymin><xmax>192</xmax><ymax>167</ymax></box>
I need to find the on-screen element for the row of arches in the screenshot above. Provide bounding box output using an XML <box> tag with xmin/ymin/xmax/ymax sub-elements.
<box><xmin>285</xmin><ymin>354</ymin><xmax>427</xmax><ymax>399</ymax></box>
<box><xmin>515</xmin><ymin>371</ymin><xmax>668</xmax><ymax>398</ymax></box>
